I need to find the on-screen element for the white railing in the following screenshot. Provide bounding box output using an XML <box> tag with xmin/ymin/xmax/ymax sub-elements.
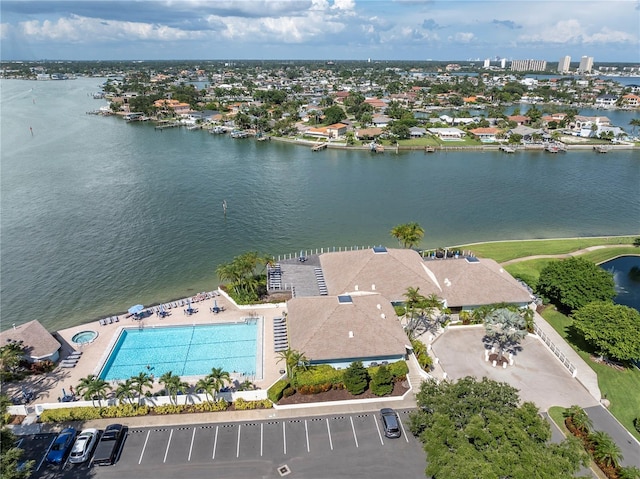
<box><xmin>534</xmin><ymin>322</ymin><xmax>577</xmax><ymax>377</ymax></box>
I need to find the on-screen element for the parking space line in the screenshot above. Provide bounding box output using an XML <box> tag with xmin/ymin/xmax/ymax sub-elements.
<box><xmin>138</xmin><ymin>431</ymin><xmax>150</xmax><ymax>465</ymax></box>
<box><xmin>326</xmin><ymin>418</ymin><xmax>333</xmax><ymax>451</ymax></box>
<box><xmin>212</xmin><ymin>426</ymin><xmax>219</xmax><ymax>460</ymax></box>
<box><xmin>236</xmin><ymin>425</ymin><xmax>241</xmax><ymax>458</ymax></box>
<box><xmin>188</xmin><ymin>428</ymin><xmax>196</xmax><ymax>461</ymax></box>
<box><xmin>350</xmin><ymin>417</ymin><xmax>359</xmax><ymax>448</ymax></box>
<box><xmin>163</xmin><ymin>429</ymin><xmax>173</xmax><ymax>463</ymax></box>
<box><xmin>260</xmin><ymin>423</ymin><xmax>263</xmax><ymax>457</ymax></box>
<box><xmin>37</xmin><ymin>436</ymin><xmax>56</xmax><ymax>471</ymax></box>
<box><xmin>305</xmin><ymin>420</ymin><xmax>310</xmax><ymax>452</ymax></box>
<box><xmin>283</xmin><ymin>422</ymin><xmax>287</xmax><ymax>455</ymax></box>
<box><xmin>399</xmin><ymin>417</ymin><xmax>409</xmax><ymax>443</ymax></box>
<box><xmin>373</xmin><ymin>415</ymin><xmax>384</xmax><ymax>445</ymax></box>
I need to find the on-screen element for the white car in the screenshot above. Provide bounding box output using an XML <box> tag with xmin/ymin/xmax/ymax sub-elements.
<box><xmin>68</xmin><ymin>428</ymin><xmax>99</xmax><ymax>464</ymax></box>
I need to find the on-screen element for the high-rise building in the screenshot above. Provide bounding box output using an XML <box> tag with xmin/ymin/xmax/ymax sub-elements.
<box><xmin>578</xmin><ymin>56</ymin><xmax>594</xmax><ymax>73</ymax></box>
<box><xmin>510</xmin><ymin>59</ymin><xmax>547</xmax><ymax>72</ymax></box>
<box><xmin>500</xmin><ymin>58</ymin><xmax>506</xmax><ymax>69</ymax></box>
<box><xmin>558</xmin><ymin>55</ymin><xmax>571</xmax><ymax>74</ymax></box>
<box><xmin>483</xmin><ymin>58</ymin><xmax>491</xmax><ymax>68</ymax></box>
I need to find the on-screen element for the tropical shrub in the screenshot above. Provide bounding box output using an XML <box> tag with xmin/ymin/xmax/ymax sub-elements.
<box><xmin>370</xmin><ymin>365</ymin><xmax>394</xmax><ymax>396</ymax></box>
<box><xmin>292</xmin><ymin>365</ymin><xmax>344</xmax><ymax>388</ymax></box>
<box><xmin>267</xmin><ymin>379</ymin><xmax>290</xmax><ymax>403</ymax></box>
<box><xmin>388</xmin><ymin>360</ymin><xmax>409</xmax><ymax>380</ymax></box>
<box><xmin>233</xmin><ymin>398</ymin><xmax>272</xmax><ymax>410</ymax></box>
<box><xmin>411</xmin><ymin>339</ymin><xmax>433</xmax><ymax>371</ymax></box>
<box><xmin>343</xmin><ymin>361</ymin><xmax>369</xmax><ymax>395</ymax></box>
<box><xmin>282</xmin><ymin>387</ymin><xmax>295</xmax><ymax>398</ymax></box>
<box><xmin>634</xmin><ymin>417</ymin><xmax>640</xmax><ymax>434</ymax></box>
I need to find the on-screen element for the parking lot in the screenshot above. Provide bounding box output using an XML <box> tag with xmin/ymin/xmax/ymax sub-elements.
<box><xmin>20</xmin><ymin>410</ymin><xmax>427</xmax><ymax>479</ymax></box>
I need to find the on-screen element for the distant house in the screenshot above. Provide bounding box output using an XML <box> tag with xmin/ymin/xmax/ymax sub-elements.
<box><xmin>508</xmin><ymin>125</ymin><xmax>544</xmax><ymax>141</ymax></box>
<box><xmin>621</xmin><ymin>94</ymin><xmax>640</xmax><ymax>108</ymax></box>
<box><xmin>427</xmin><ymin>127</ymin><xmax>465</xmax><ymax>141</ymax></box>
<box><xmin>364</xmin><ymin>98</ymin><xmax>387</xmax><ymax>111</ymax></box>
<box><xmin>371</xmin><ymin>116</ymin><xmax>392</xmax><ymax>128</ymax></box>
<box><xmin>408</xmin><ymin>127</ymin><xmax>427</xmax><ymax>138</ymax></box>
<box><xmin>355</xmin><ymin>127</ymin><xmax>383</xmax><ymax>140</ymax></box>
<box><xmin>0</xmin><ymin>320</ymin><xmax>61</xmax><ymax>363</ymax></box>
<box><xmin>306</xmin><ymin>122</ymin><xmax>348</xmax><ymax>139</ymax></box>
<box><xmin>595</xmin><ymin>94</ymin><xmax>618</xmax><ymax>108</ymax></box>
<box><xmin>507</xmin><ymin>115</ymin><xmax>531</xmax><ymax>126</ymax></box>
<box><xmin>468</xmin><ymin>127</ymin><xmax>501</xmax><ymax>143</ymax></box>
<box><xmin>326</xmin><ymin>123</ymin><xmax>348</xmax><ymax>138</ymax></box>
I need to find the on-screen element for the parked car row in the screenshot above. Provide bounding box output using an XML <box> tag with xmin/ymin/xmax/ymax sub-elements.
<box><xmin>45</xmin><ymin>424</ymin><xmax>126</xmax><ymax>467</ymax></box>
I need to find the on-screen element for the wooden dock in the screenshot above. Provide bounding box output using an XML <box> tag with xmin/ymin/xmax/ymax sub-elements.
<box><xmin>425</xmin><ymin>146</ymin><xmax>436</xmax><ymax>153</ymax></box>
<box><xmin>312</xmin><ymin>143</ymin><xmax>327</xmax><ymax>152</ymax></box>
<box><xmin>154</xmin><ymin>122</ymin><xmax>179</xmax><ymax>130</ymax></box>
<box><xmin>499</xmin><ymin>146</ymin><xmax>516</xmax><ymax>153</ymax></box>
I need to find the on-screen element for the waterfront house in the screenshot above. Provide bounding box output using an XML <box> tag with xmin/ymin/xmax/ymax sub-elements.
<box><xmin>507</xmin><ymin>115</ymin><xmax>531</xmax><ymax>126</ymax></box>
<box><xmin>468</xmin><ymin>127</ymin><xmax>501</xmax><ymax>143</ymax></box>
<box><xmin>427</xmin><ymin>127</ymin><xmax>465</xmax><ymax>141</ymax></box>
<box><xmin>621</xmin><ymin>94</ymin><xmax>640</xmax><ymax>108</ymax></box>
<box><xmin>355</xmin><ymin>127</ymin><xmax>383</xmax><ymax>140</ymax></box>
<box><xmin>595</xmin><ymin>94</ymin><xmax>618</xmax><ymax>108</ymax></box>
<box><xmin>0</xmin><ymin>320</ymin><xmax>61</xmax><ymax>363</ymax></box>
<box><xmin>371</xmin><ymin>116</ymin><xmax>392</xmax><ymax>128</ymax></box>
<box><xmin>408</xmin><ymin>127</ymin><xmax>427</xmax><ymax>138</ymax></box>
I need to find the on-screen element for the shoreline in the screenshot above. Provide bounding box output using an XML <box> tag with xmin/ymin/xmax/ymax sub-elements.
<box><xmin>267</xmin><ymin>135</ymin><xmax>639</xmax><ymax>151</ymax></box>
<box><xmin>37</xmin><ymin>234</ymin><xmax>638</xmax><ymax>334</ymax></box>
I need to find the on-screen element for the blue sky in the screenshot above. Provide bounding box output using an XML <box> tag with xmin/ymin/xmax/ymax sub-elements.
<box><xmin>1</xmin><ymin>0</ymin><xmax>639</xmax><ymax>62</ymax></box>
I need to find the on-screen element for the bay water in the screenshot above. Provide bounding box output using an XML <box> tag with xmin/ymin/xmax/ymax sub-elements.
<box><xmin>1</xmin><ymin>78</ymin><xmax>639</xmax><ymax>332</ymax></box>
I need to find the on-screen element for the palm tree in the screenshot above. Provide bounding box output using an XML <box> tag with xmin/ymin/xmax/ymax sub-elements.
<box><xmin>629</xmin><ymin>118</ymin><xmax>640</xmax><ymax>138</ymax></box>
<box><xmin>483</xmin><ymin>308</ymin><xmax>527</xmax><ymax>362</ymax></box>
<box><xmin>276</xmin><ymin>349</ymin><xmax>308</xmax><ymax>378</ymax></box>
<box><xmin>207</xmin><ymin>367</ymin><xmax>231</xmax><ymax>397</ymax></box>
<box><xmin>160</xmin><ymin>371</ymin><xmax>189</xmax><ymax>405</ymax></box>
<box><xmin>0</xmin><ymin>342</ymin><xmax>25</xmax><ymax>375</ymax></box>
<box><xmin>131</xmin><ymin>372</ymin><xmax>154</xmax><ymax>406</ymax></box>
<box><xmin>390</xmin><ymin>222</ymin><xmax>424</xmax><ymax>249</ymax></box>
<box><xmin>195</xmin><ymin>376</ymin><xmax>217</xmax><ymax>403</ymax></box>
<box><xmin>618</xmin><ymin>466</ymin><xmax>640</xmax><ymax>479</ymax></box>
<box><xmin>76</xmin><ymin>375</ymin><xmax>111</xmax><ymax>407</ymax></box>
<box><xmin>589</xmin><ymin>430</ymin><xmax>623</xmax><ymax>469</ymax></box>
<box><xmin>114</xmin><ymin>379</ymin><xmax>136</xmax><ymax>405</ymax></box>
<box><xmin>563</xmin><ymin>405</ymin><xmax>592</xmax><ymax>434</ymax></box>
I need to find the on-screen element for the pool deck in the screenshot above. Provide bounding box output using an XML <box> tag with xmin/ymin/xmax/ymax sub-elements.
<box><xmin>5</xmin><ymin>293</ymin><xmax>286</xmax><ymax>404</ymax></box>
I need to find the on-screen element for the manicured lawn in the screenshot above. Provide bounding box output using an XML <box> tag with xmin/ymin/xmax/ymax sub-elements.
<box><xmin>503</xmin><ymin>258</ymin><xmax>555</xmax><ymax>287</ymax></box>
<box><xmin>451</xmin><ymin>237</ymin><xmax>637</xmax><ymax>263</ymax></box>
<box><xmin>548</xmin><ymin>406</ymin><xmax>569</xmax><ymax>434</ymax></box>
<box><xmin>578</xmin><ymin>247</ymin><xmax>640</xmax><ymax>264</ymax></box>
<box><xmin>542</xmin><ymin>308</ymin><xmax>640</xmax><ymax>441</ymax></box>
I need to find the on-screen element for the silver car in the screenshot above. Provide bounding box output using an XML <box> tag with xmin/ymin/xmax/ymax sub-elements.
<box><xmin>69</xmin><ymin>428</ymin><xmax>99</xmax><ymax>464</ymax></box>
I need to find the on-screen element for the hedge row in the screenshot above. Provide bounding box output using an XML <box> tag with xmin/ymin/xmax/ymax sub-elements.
<box><xmin>38</xmin><ymin>398</ymin><xmax>275</xmax><ymax>422</ymax></box>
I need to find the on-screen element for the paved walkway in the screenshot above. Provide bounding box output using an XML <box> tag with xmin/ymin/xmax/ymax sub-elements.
<box><xmin>500</xmin><ymin>244</ymin><xmax>635</xmax><ymax>265</ymax></box>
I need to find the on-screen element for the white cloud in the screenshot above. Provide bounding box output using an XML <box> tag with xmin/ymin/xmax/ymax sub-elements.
<box><xmin>19</xmin><ymin>15</ymin><xmax>201</xmax><ymax>43</ymax></box>
<box><xmin>450</xmin><ymin>32</ymin><xmax>475</xmax><ymax>43</ymax></box>
<box><xmin>519</xmin><ymin>19</ymin><xmax>636</xmax><ymax>45</ymax></box>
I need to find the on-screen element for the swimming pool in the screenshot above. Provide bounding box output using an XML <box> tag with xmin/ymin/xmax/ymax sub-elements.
<box><xmin>99</xmin><ymin>320</ymin><xmax>261</xmax><ymax>381</ymax></box>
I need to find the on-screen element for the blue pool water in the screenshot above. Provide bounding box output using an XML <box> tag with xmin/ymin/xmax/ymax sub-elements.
<box><xmin>99</xmin><ymin>322</ymin><xmax>258</xmax><ymax>381</ymax></box>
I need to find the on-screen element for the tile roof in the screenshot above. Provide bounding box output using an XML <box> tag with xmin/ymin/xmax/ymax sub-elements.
<box><xmin>287</xmin><ymin>294</ymin><xmax>409</xmax><ymax>362</ymax></box>
<box><xmin>0</xmin><ymin>320</ymin><xmax>61</xmax><ymax>360</ymax></box>
<box><xmin>319</xmin><ymin>248</ymin><xmax>441</xmax><ymax>301</ymax></box>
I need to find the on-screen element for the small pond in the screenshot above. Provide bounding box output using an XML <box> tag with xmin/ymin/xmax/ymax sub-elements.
<box><xmin>600</xmin><ymin>255</ymin><xmax>640</xmax><ymax>312</ymax></box>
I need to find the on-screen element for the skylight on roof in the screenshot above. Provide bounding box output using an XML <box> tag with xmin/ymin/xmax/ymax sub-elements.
<box><xmin>466</xmin><ymin>256</ymin><xmax>480</xmax><ymax>263</ymax></box>
<box><xmin>338</xmin><ymin>295</ymin><xmax>353</xmax><ymax>304</ymax></box>
<box><xmin>372</xmin><ymin>246</ymin><xmax>387</xmax><ymax>254</ymax></box>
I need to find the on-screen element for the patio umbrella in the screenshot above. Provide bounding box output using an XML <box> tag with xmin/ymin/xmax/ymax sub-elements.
<box><xmin>128</xmin><ymin>304</ymin><xmax>144</xmax><ymax>315</ymax></box>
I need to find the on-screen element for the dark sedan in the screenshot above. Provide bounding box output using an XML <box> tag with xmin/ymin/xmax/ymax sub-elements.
<box><xmin>45</xmin><ymin>427</ymin><xmax>76</xmax><ymax>464</ymax></box>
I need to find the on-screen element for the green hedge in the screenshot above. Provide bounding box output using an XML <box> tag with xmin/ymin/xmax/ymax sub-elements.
<box><xmin>267</xmin><ymin>379</ymin><xmax>290</xmax><ymax>403</ymax></box>
<box><xmin>233</xmin><ymin>398</ymin><xmax>272</xmax><ymax>410</ymax></box>
<box><xmin>369</xmin><ymin>360</ymin><xmax>409</xmax><ymax>380</ymax></box>
<box><xmin>40</xmin><ymin>404</ymin><xmax>150</xmax><ymax>422</ymax></box>
<box><xmin>293</xmin><ymin>365</ymin><xmax>345</xmax><ymax>388</ymax></box>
